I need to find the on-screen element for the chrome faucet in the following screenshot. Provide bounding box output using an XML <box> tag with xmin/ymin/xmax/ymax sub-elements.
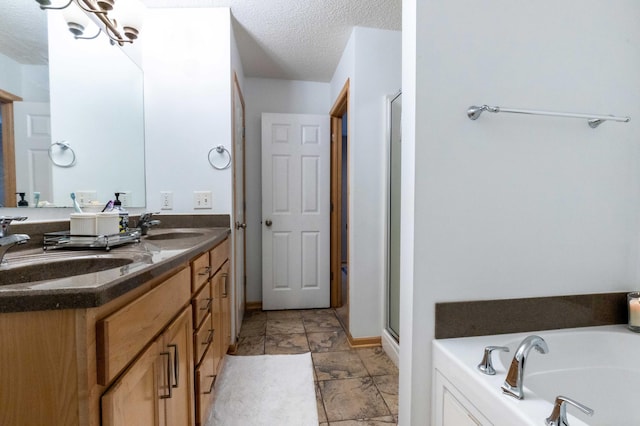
<box><xmin>0</xmin><ymin>216</ymin><xmax>30</xmax><ymax>265</ymax></box>
<box><xmin>501</xmin><ymin>335</ymin><xmax>549</xmax><ymax>399</ymax></box>
<box><xmin>138</xmin><ymin>212</ymin><xmax>161</xmax><ymax>236</ymax></box>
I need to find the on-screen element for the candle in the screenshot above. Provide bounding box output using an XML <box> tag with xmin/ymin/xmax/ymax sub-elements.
<box><xmin>628</xmin><ymin>292</ymin><xmax>640</xmax><ymax>332</ymax></box>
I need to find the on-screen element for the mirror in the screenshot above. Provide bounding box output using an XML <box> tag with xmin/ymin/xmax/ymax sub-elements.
<box><xmin>0</xmin><ymin>4</ymin><xmax>145</xmax><ymax>208</ymax></box>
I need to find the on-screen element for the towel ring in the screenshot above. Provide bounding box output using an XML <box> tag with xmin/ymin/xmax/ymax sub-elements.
<box><xmin>208</xmin><ymin>145</ymin><xmax>232</xmax><ymax>170</ymax></box>
<box><xmin>48</xmin><ymin>141</ymin><xmax>77</xmax><ymax>168</ymax></box>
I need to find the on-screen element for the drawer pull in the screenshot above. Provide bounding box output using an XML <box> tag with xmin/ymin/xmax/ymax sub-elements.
<box><xmin>222</xmin><ymin>273</ymin><xmax>229</xmax><ymax>298</ymax></box>
<box><xmin>198</xmin><ymin>266</ymin><xmax>211</xmax><ymax>276</ymax></box>
<box><xmin>168</xmin><ymin>344</ymin><xmax>179</xmax><ymax>388</ymax></box>
<box><xmin>203</xmin><ymin>375</ymin><xmax>217</xmax><ymax>394</ymax></box>
<box><xmin>203</xmin><ymin>329</ymin><xmax>214</xmax><ymax>346</ymax></box>
<box><xmin>200</xmin><ymin>297</ymin><xmax>213</xmax><ymax>311</ymax></box>
<box><xmin>160</xmin><ymin>351</ymin><xmax>172</xmax><ymax>399</ymax></box>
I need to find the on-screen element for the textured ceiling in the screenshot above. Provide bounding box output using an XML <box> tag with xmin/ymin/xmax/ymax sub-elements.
<box><xmin>0</xmin><ymin>2</ymin><xmax>48</xmax><ymax>65</ymax></box>
<box><xmin>0</xmin><ymin>0</ymin><xmax>401</xmax><ymax>82</ymax></box>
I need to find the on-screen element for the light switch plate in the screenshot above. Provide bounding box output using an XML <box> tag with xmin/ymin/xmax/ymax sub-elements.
<box><xmin>194</xmin><ymin>191</ymin><xmax>212</xmax><ymax>209</ymax></box>
<box><xmin>75</xmin><ymin>191</ymin><xmax>97</xmax><ymax>206</ymax></box>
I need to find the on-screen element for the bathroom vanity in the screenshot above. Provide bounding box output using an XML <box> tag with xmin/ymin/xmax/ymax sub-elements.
<box><xmin>0</xmin><ymin>225</ymin><xmax>231</xmax><ymax>426</ymax></box>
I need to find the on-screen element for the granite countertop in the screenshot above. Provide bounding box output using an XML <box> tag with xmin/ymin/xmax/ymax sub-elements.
<box><xmin>0</xmin><ymin>227</ymin><xmax>230</xmax><ymax>313</ymax></box>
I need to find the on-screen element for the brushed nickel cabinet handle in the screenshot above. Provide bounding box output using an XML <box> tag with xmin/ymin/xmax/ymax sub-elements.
<box><xmin>203</xmin><ymin>329</ymin><xmax>214</xmax><ymax>346</ymax></box>
<box><xmin>200</xmin><ymin>297</ymin><xmax>213</xmax><ymax>311</ymax></box>
<box><xmin>198</xmin><ymin>266</ymin><xmax>211</xmax><ymax>276</ymax></box>
<box><xmin>168</xmin><ymin>344</ymin><xmax>179</xmax><ymax>388</ymax></box>
<box><xmin>222</xmin><ymin>273</ymin><xmax>229</xmax><ymax>298</ymax></box>
<box><xmin>203</xmin><ymin>375</ymin><xmax>217</xmax><ymax>394</ymax></box>
<box><xmin>160</xmin><ymin>351</ymin><xmax>172</xmax><ymax>399</ymax></box>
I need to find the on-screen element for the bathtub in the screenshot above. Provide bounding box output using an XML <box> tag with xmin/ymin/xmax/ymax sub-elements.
<box><xmin>432</xmin><ymin>325</ymin><xmax>640</xmax><ymax>426</ymax></box>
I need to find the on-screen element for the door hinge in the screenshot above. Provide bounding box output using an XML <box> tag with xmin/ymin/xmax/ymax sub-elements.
<box><xmin>330</xmin><ymin>271</ymin><xmax>334</xmax><ymax>281</ymax></box>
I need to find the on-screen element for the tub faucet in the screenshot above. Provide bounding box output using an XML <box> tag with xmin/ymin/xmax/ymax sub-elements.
<box><xmin>0</xmin><ymin>216</ymin><xmax>30</xmax><ymax>265</ymax></box>
<box><xmin>501</xmin><ymin>335</ymin><xmax>548</xmax><ymax>400</ymax></box>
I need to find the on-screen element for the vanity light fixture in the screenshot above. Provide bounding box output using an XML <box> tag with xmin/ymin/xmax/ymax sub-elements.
<box><xmin>35</xmin><ymin>0</ymin><xmax>143</xmax><ymax>46</ymax></box>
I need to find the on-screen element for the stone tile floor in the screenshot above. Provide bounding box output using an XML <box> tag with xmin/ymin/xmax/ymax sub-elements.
<box><xmin>235</xmin><ymin>308</ymin><xmax>399</xmax><ymax>425</ymax></box>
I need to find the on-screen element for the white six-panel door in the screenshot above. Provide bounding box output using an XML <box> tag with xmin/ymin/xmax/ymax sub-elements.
<box><xmin>13</xmin><ymin>102</ymin><xmax>52</xmax><ymax>205</ymax></box>
<box><xmin>261</xmin><ymin>113</ymin><xmax>330</xmax><ymax>310</ymax></box>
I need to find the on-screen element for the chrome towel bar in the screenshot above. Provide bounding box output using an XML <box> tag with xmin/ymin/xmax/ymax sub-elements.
<box><xmin>467</xmin><ymin>104</ymin><xmax>630</xmax><ymax>128</ymax></box>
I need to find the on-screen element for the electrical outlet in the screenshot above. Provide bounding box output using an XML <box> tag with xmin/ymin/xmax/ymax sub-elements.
<box><xmin>76</xmin><ymin>191</ymin><xmax>97</xmax><ymax>206</ymax></box>
<box><xmin>118</xmin><ymin>191</ymin><xmax>132</xmax><ymax>207</ymax></box>
<box><xmin>160</xmin><ymin>191</ymin><xmax>173</xmax><ymax>210</ymax></box>
<box><xmin>194</xmin><ymin>191</ymin><xmax>212</xmax><ymax>209</ymax></box>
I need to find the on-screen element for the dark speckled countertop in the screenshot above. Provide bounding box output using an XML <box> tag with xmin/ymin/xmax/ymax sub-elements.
<box><xmin>0</xmin><ymin>227</ymin><xmax>230</xmax><ymax>313</ymax></box>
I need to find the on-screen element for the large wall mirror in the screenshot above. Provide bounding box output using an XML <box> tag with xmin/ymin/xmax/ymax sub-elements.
<box><xmin>0</xmin><ymin>4</ymin><xmax>145</xmax><ymax>209</ymax></box>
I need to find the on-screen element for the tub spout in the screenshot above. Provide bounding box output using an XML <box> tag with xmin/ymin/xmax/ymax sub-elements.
<box><xmin>501</xmin><ymin>335</ymin><xmax>548</xmax><ymax>399</ymax></box>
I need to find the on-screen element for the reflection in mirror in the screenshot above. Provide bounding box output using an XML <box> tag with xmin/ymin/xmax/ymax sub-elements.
<box><xmin>45</xmin><ymin>11</ymin><xmax>145</xmax><ymax>208</ymax></box>
<box><xmin>0</xmin><ymin>4</ymin><xmax>146</xmax><ymax>208</ymax></box>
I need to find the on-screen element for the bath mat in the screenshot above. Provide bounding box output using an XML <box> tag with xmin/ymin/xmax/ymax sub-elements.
<box><xmin>207</xmin><ymin>353</ymin><xmax>318</xmax><ymax>426</ymax></box>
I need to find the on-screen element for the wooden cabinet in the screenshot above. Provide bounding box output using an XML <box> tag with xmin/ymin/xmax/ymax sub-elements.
<box><xmin>0</xmin><ymin>234</ymin><xmax>230</xmax><ymax>426</ymax></box>
<box><xmin>99</xmin><ymin>269</ymin><xmax>195</xmax><ymax>426</ymax></box>
<box><xmin>101</xmin><ymin>308</ymin><xmax>194</xmax><ymax>426</ymax></box>
<box><xmin>191</xmin><ymin>238</ymin><xmax>230</xmax><ymax>426</ymax></box>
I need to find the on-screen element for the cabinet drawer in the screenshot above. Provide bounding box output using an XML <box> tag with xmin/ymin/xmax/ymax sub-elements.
<box><xmin>97</xmin><ymin>267</ymin><xmax>191</xmax><ymax>386</ymax></box>
<box><xmin>192</xmin><ymin>281</ymin><xmax>212</xmax><ymax>329</ymax></box>
<box><xmin>194</xmin><ymin>312</ymin><xmax>214</xmax><ymax>365</ymax></box>
<box><xmin>210</xmin><ymin>238</ymin><xmax>229</xmax><ymax>276</ymax></box>
<box><xmin>195</xmin><ymin>345</ymin><xmax>216</xmax><ymax>426</ymax></box>
<box><xmin>191</xmin><ymin>252</ymin><xmax>210</xmax><ymax>293</ymax></box>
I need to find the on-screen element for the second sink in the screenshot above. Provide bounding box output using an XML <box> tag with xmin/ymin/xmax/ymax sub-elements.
<box><xmin>1</xmin><ymin>256</ymin><xmax>134</xmax><ymax>286</ymax></box>
<box><xmin>145</xmin><ymin>232</ymin><xmax>203</xmax><ymax>241</ymax></box>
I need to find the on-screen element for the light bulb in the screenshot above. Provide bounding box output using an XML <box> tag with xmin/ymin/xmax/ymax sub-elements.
<box><xmin>62</xmin><ymin>1</ymin><xmax>89</xmax><ymax>35</ymax></box>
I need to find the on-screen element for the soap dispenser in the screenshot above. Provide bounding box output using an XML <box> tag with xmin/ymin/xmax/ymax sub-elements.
<box><xmin>113</xmin><ymin>192</ymin><xmax>129</xmax><ymax>233</ymax></box>
<box><xmin>16</xmin><ymin>192</ymin><xmax>28</xmax><ymax>207</ymax></box>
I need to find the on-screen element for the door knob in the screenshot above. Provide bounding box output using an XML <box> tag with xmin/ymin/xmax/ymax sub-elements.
<box><xmin>265</xmin><ymin>219</ymin><xmax>272</xmax><ymax>227</ymax></box>
<box><xmin>235</xmin><ymin>221</ymin><xmax>246</xmax><ymax>229</ymax></box>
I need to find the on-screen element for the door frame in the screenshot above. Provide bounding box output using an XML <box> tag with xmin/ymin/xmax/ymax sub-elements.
<box><xmin>0</xmin><ymin>88</ymin><xmax>22</xmax><ymax>207</ymax></box>
<box><xmin>329</xmin><ymin>79</ymin><xmax>349</xmax><ymax>308</ymax></box>
<box><xmin>231</xmin><ymin>71</ymin><xmax>246</xmax><ymax>338</ymax></box>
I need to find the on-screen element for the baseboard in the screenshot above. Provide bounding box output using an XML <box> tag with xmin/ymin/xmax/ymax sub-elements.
<box><xmin>348</xmin><ymin>335</ymin><xmax>382</xmax><ymax>348</ymax></box>
<box><xmin>381</xmin><ymin>329</ymin><xmax>399</xmax><ymax>367</ymax></box>
<box><xmin>245</xmin><ymin>301</ymin><xmax>262</xmax><ymax>311</ymax></box>
<box><xmin>227</xmin><ymin>343</ymin><xmax>238</xmax><ymax>355</ymax></box>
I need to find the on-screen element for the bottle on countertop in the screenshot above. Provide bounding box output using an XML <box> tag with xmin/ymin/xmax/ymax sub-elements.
<box><xmin>113</xmin><ymin>192</ymin><xmax>129</xmax><ymax>233</ymax></box>
<box><xmin>16</xmin><ymin>192</ymin><xmax>28</xmax><ymax>207</ymax></box>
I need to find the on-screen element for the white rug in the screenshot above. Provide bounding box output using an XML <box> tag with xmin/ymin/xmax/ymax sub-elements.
<box><xmin>207</xmin><ymin>353</ymin><xmax>318</xmax><ymax>426</ymax></box>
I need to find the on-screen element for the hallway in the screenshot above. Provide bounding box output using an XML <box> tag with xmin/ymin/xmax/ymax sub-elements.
<box><xmin>235</xmin><ymin>308</ymin><xmax>399</xmax><ymax>425</ymax></box>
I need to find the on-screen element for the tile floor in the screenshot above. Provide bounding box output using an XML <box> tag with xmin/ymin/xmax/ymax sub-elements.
<box><xmin>235</xmin><ymin>308</ymin><xmax>399</xmax><ymax>425</ymax></box>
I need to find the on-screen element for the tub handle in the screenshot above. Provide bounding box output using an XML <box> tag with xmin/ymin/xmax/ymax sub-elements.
<box><xmin>477</xmin><ymin>345</ymin><xmax>509</xmax><ymax>375</ymax></box>
<box><xmin>545</xmin><ymin>395</ymin><xmax>594</xmax><ymax>426</ymax></box>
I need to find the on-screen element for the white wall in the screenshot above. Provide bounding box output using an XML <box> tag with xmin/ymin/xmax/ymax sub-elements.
<box><xmin>243</xmin><ymin>78</ymin><xmax>331</xmax><ymax>303</ymax></box>
<box><xmin>143</xmin><ymin>8</ymin><xmax>233</xmax><ymax>214</ymax></box>
<box><xmin>330</xmin><ymin>27</ymin><xmax>402</xmax><ymax>339</ymax></box>
<box><xmin>400</xmin><ymin>1</ymin><xmax>640</xmax><ymax>424</ymax></box>
<box><xmin>0</xmin><ymin>52</ymin><xmax>48</xmax><ymax>102</ymax></box>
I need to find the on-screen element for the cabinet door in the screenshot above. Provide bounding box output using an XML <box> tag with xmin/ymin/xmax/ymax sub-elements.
<box><xmin>442</xmin><ymin>389</ymin><xmax>482</xmax><ymax>426</ymax></box>
<box><xmin>162</xmin><ymin>307</ymin><xmax>195</xmax><ymax>426</ymax></box>
<box><xmin>101</xmin><ymin>341</ymin><xmax>163</xmax><ymax>426</ymax></box>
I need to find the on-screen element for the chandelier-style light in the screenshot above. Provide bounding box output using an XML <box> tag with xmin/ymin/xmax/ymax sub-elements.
<box><xmin>35</xmin><ymin>0</ymin><xmax>143</xmax><ymax>46</ymax></box>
